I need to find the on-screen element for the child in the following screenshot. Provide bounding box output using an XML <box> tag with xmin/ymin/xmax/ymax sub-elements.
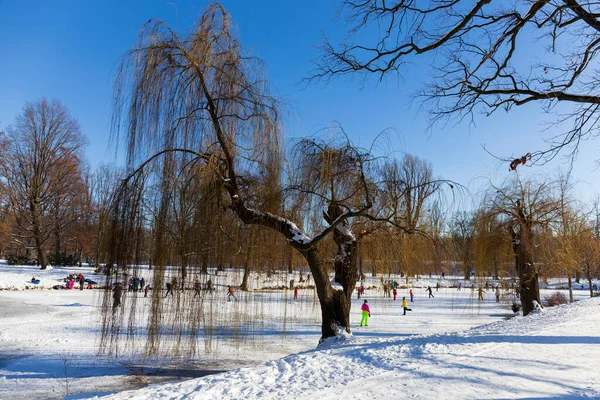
<box><xmin>360</xmin><ymin>300</ymin><xmax>371</xmax><ymax>326</ymax></box>
<box><xmin>294</xmin><ymin>287</ymin><xmax>299</xmax><ymax>300</ymax></box>
<box><xmin>392</xmin><ymin>288</ymin><xmax>397</xmax><ymax>301</ymax></box>
<box><xmin>409</xmin><ymin>289</ymin><xmax>414</xmax><ymax>302</ymax></box>
<box><xmin>401</xmin><ymin>296</ymin><xmax>413</xmax><ymax>315</ymax></box>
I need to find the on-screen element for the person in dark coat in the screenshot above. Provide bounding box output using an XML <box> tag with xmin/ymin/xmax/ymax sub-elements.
<box><xmin>426</xmin><ymin>286</ymin><xmax>434</xmax><ymax>298</ymax></box>
<box><xmin>113</xmin><ymin>282</ymin><xmax>122</xmax><ymax>310</ymax></box>
<box><xmin>165</xmin><ymin>280</ymin><xmax>174</xmax><ymax>297</ymax></box>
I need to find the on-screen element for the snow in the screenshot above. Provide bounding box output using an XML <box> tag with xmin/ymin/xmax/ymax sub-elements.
<box><xmin>0</xmin><ymin>262</ymin><xmax>598</xmax><ymax>399</ymax></box>
<box><xmin>100</xmin><ymin>297</ymin><xmax>600</xmax><ymax>400</ymax></box>
<box><xmin>286</xmin><ymin>221</ymin><xmax>312</xmax><ymax>244</ymax></box>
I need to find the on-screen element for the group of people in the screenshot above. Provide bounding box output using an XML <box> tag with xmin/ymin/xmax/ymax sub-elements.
<box><xmin>63</xmin><ymin>273</ymin><xmax>91</xmax><ymax>290</ymax></box>
<box><xmin>127</xmin><ymin>276</ymin><xmax>147</xmax><ymax>293</ymax></box>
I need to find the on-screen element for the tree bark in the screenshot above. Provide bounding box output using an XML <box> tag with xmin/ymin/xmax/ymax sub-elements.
<box><xmin>567</xmin><ymin>274</ymin><xmax>574</xmax><ymax>303</ymax></box>
<box><xmin>31</xmin><ymin>201</ymin><xmax>49</xmax><ymax>269</ymax></box>
<box><xmin>240</xmin><ymin>246</ymin><xmax>252</xmax><ymax>291</ymax></box>
<box><xmin>586</xmin><ymin>268</ymin><xmax>594</xmax><ymax>298</ymax></box>
<box><xmin>510</xmin><ymin>225</ymin><xmax>540</xmax><ymax>316</ymax></box>
<box><xmin>301</xmin><ymin>248</ymin><xmax>351</xmax><ymax>338</ymax></box>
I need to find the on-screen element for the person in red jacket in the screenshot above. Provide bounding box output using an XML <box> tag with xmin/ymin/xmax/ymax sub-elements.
<box><xmin>393</xmin><ymin>288</ymin><xmax>397</xmax><ymax>300</ymax></box>
<box><xmin>360</xmin><ymin>300</ymin><xmax>371</xmax><ymax>326</ymax></box>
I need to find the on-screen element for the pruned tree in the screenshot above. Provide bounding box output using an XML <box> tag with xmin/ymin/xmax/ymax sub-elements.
<box><xmin>487</xmin><ymin>175</ymin><xmax>558</xmax><ymax>315</ymax></box>
<box><xmin>0</xmin><ymin>99</ymin><xmax>87</xmax><ymax>269</ymax></box>
<box><xmin>315</xmin><ymin>0</ymin><xmax>600</xmax><ymax>164</ymax></box>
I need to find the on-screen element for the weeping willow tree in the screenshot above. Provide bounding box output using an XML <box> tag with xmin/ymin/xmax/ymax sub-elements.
<box><xmin>100</xmin><ymin>4</ymin><xmax>383</xmax><ymax>357</ymax></box>
<box><xmin>487</xmin><ymin>175</ymin><xmax>558</xmax><ymax>316</ymax></box>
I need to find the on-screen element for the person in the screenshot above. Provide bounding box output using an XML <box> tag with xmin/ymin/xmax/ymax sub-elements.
<box><xmin>409</xmin><ymin>289</ymin><xmax>414</xmax><ymax>302</ymax></box>
<box><xmin>401</xmin><ymin>296</ymin><xmax>413</xmax><ymax>315</ymax></box>
<box><xmin>31</xmin><ymin>276</ymin><xmax>37</xmax><ymax>283</ymax></box>
<box><xmin>436</xmin><ymin>282</ymin><xmax>440</xmax><ymax>292</ymax></box>
<box><xmin>405</xmin><ymin>275</ymin><xmax>409</xmax><ymax>284</ymax></box>
<box><xmin>457</xmin><ymin>282</ymin><xmax>462</xmax><ymax>291</ymax></box>
<box><xmin>294</xmin><ymin>286</ymin><xmax>299</xmax><ymax>300</ymax></box>
<box><xmin>79</xmin><ymin>276</ymin><xmax>85</xmax><ymax>291</ymax></box>
<box><xmin>193</xmin><ymin>279</ymin><xmax>201</xmax><ymax>298</ymax></box>
<box><xmin>206</xmin><ymin>279</ymin><xmax>213</xmax><ymax>291</ymax></box>
<box><xmin>478</xmin><ymin>287</ymin><xmax>484</xmax><ymax>301</ymax></box>
<box><xmin>358</xmin><ymin>284</ymin><xmax>364</xmax><ymax>299</ymax></box>
<box><xmin>227</xmin><ymin>285</ymin><xmax>238</xmax><ymax>301</ymax></box>
<box><xmin>495</xmin><ymin>287</ymin><xmax>500</xmax><ymax>303</ymax></box>
<box><xmin>426</xmin><ymin>286</ymin><xmax>434</xmax><ymax>298</ymax></box>
<box><xmin>392</xmin><ymin>287</ymin><xmax>397</xmax><ymax>301</ymax></box>
<box><xmin>144</xmin><ymin>284</ymin><xmax>150</xmax><ymax>298</ymax></box>
<box><xmin>113</xmin><ymin>282</ymin><xmax>122</xmax><ymax>310</ymax></box>
<box><xmin>165</xmin><ymin>280</ymin><xmax>174</xmax><ymax>297</ymax></box>
<box><xmin>140</xmin><ymin>277</ymin><xmax>145</xmax><ymax>291</ymax></box>
<box><xmin>306</xmin><ymin>273</ymin><xmax>311</xmax><ymax>284</ymax></box>
<box><xmin>360</xmin><ymin>299</ymin><xmax>371</xmax><ymax>326</ymax></box>
<box><xmin>441</xmin><ymin>272</ymin><xmax>445</xmax><ymax>278</ymax></box>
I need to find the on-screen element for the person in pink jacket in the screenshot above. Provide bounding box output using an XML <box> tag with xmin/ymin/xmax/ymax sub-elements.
<box><xmin>360</xmin><ymin>299</ymin><xmax>371</xmax><ymax>326</ymax></box>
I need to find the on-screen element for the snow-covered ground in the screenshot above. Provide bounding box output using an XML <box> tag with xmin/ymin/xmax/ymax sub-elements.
<box><xmin>0</xmin><ymin>262</ymin><xmax>598</xmax><ymax>399</ymax></box>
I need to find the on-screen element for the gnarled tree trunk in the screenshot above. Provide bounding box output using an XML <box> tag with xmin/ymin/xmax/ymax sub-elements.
<box><xmin>510</xmin><ymin>224</ymin><xmax>540</xmax><ymax>316</ymax></box>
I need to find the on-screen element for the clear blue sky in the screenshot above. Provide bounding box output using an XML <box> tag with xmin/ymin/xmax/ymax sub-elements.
<box><xmin>0</xmin><ymin>0</ymin><xmax>598</xmax><ymax>203</ymax></box>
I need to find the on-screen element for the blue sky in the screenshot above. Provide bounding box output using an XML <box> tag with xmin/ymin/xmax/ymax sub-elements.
<box><xmin>0</xmin><ymin>0</ymin><xmax>598</xmax><ymax>203</ymax></box>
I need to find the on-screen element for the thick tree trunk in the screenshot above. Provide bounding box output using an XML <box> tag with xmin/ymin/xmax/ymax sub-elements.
<box><xmin>302</xmin><ymin>248</ymin><xmax>351</xmax><ymax>339</ymax></box>
<box><xmin>37</xmin><ymin>244</ymin><xmax>49</xmax><ymax>270</ymax></box>
<box><xmin>510</xmin><ymin>224</ymin><xmax>540</xmax><ymax>316</ymax></box>
<box><xmin>30</xmin><ymin>200</ymin><xmax>49</xmax><ymax>269</ymax></box>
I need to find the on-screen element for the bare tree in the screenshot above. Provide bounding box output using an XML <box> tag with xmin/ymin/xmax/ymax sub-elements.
<box><xmin>0</xmin><ymin>99</ymin><xmax>87</xmax><ymax>269</ymax></box>
<box><xmin>315</xmin><ymin>1</ymin><xmax>600</xmax><ymax>164</ymax></box>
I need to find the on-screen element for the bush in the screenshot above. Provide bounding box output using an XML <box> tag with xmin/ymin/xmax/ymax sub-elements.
<box><xmin>49</xmin><ymin>252</ymin><xmax>79</xmax><ymax>267</ymax></box>
<box><xmin>543</xmin><ymin>291</ymin><xmax>568</xmax><ymax>307</ymax></box>
<box><xmin>7</xmin><ymin>255</ymin><xmax>30</xmax><ymax>265</ymax></box>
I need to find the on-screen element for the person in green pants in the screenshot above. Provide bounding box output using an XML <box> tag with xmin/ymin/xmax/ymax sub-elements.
<box><xmin>360</xmin><ymin>299</ymin><xmax>371</xmax><ymax>326</ymax></box>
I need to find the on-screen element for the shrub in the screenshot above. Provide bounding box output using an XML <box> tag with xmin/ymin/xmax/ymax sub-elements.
<box><xmin>543</xmin><ymin>291</ymin><xmax>568</xmax><ymax>307</ymax></box>
<box><xmin>7</xmin><ymin>255</ymin><xmax>30</xmax><ymax>265</ymax></box>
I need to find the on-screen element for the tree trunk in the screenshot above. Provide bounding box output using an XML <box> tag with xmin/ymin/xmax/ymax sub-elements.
<box><xmin>29</xmin><ymin>200</ymin><xmax>49</xmax><ymax>269</ymax></box>
<box><xmin>37</xmin><ymin>244</ymin><xmax>49</xmax><ymax>270</ymax></box>
<box><xmin>586</xmin><ymin>268</ymin><xmax>594</xmax><ymax>298</ymax></box>
<box><xmin>286</xmin><ymin>246</ymin><xmax>293</xmax><ymax>274</ymax></box>
<box><xmin>510</xmin><ymin>225</ymin><xmax>540</xmax><ymax>316</ymax></box>
<box><xmin>240</xmin><ymin>247</ymin><xmax>252</xmax><ymax>291</ymax></box>
<box><xmin>567</xmin><ymin>274</ymin><xmax>574</xmax><ymax>303</ymax></box>
<box><xmin>302</xmin><ymin>248</ymin><xmax>351</xmax><ymax>339</ymax></box>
